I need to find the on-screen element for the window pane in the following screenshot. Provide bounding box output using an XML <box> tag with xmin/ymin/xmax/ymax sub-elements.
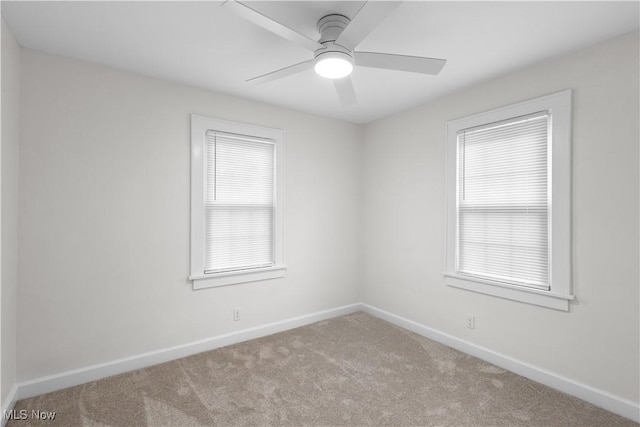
<box><xmin>457</xmin><ymin>113</ymin><xmax>549</xmax><ymax>289</ymax></box>
<box><xmin>205</xmin><ymin>205</ymin><xmax>274</xmax><ymax>273</ymax></box>
<box><xmin>204</xmin><ymin>132</ymin><xmax>275</xmax><ymax>273</ymax></box>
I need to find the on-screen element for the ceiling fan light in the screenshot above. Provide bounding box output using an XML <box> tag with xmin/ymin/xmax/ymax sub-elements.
<box><xmin>314</xmin><ymin>51</ymin><xmax>353</xmax><ymax>79</ymax></box>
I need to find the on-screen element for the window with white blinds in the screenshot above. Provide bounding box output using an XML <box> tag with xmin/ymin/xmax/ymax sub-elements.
<box><xmin>205</xmin><ymin>131</ymin><xmax>275</xmax><ymax>273</ymax></box>
<box><xmin>190</xmin><ymin>115</ymin><xmax>285</xmax><ymax>289</ymax></box>
<box><xmin>444</xmin><ymin>91</ymin><xmax>573</xmax><ymax>311</ymax></box>
<box><xmin>457</xmin><ymin>112</ymin><xmax>549</xmax><ymax>290</ymax></box>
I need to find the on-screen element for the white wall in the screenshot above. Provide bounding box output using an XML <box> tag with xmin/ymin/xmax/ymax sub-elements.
<box><xmin>361</xmin><ymin>31</ymin><xmax>639</xmax><ymax>404</ymax></box>
<box><xmin>17</xmin><ymin>49</ymin><xmax>362</xmax><ymax>381</ymax></box>
<box><xmin>1</xmin><ymin>17</ymin><xmax>20</xmax><ymax>406</ymax></box>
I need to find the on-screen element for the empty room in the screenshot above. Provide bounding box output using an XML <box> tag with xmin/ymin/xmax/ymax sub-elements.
<box><xmin>1</xmin><ymin>1</ymin><xmax>639</xmax><ymax>426</ymax></box>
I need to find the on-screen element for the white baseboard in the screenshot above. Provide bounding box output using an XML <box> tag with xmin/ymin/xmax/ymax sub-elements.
<box><xmin>361</xmin><ymin>303</ymin><xmax>640</xmax><ymax>423</ymax></box>
<box><xmin>15</xmin><ymin>303</ymin><xmax>362</xmax><ymax>402</ymax></box>
<box><xmin>1</xmin><ymin>384</ymin><xmax>18</xmax><ymax>427</ymax></box>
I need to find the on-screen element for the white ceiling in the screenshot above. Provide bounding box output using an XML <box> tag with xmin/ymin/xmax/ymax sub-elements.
<box><xmin>2</xmin><ymin>1</ymin><xmax>639</xmax><ymax>124</ymax></box>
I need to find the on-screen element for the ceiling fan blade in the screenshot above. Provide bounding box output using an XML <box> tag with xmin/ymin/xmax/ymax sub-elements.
<box><xmin>246</xmin><ymin>60</ymin><xmax>314</xmax><ymax>84</ymax></box>
<box><xmin>334</xmin><ymin>77</ymin><xmax>357</xmax><ymax>106</ymax></box>
<box><xmin>223</xmin><ymin>1</ymin><xmax>323</xmax><ymax>52</ymax></box>
<box><xmin>355</xmin><ymin>52</ymin><xmax>446</xmax><ymax>75</ymax></box>
<box><xmin>335</xmin><ymin>1</ymin><xmax>402</xmax><ymax>51</ymax></box>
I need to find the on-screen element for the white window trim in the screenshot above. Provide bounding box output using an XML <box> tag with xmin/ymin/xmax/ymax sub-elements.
<box><xmin>190</xmin><ymin>115</ymin><xmax>286</xmax><ymax>289</ymax></box>
<box><xmin>444</xmin><ymin>90</ymin><xmax>573</xmax><ymax>311</ymax></box>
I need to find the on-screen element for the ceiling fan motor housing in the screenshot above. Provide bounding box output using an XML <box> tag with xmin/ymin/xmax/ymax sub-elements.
<box><xmin>314</xmin><ymin>14</ymin><xmax>354</xmax><ymax>77</ymax></box>
<box><xmin>317</xmin><ymin>14</ymin><xmax>350</xmax><ymax>44</ymax></box>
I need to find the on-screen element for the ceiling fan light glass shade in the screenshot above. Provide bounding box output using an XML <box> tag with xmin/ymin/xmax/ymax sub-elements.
<box><xmin>314</xmin><ymin>51</ymin><xmax>353</xmax><ymax>79</ymax></box>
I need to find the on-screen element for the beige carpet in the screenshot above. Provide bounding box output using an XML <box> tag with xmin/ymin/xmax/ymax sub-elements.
<box><xmin>9</xmin><ymin>312</ymin><xmax>638</xmax><ymax>426</ymax></box>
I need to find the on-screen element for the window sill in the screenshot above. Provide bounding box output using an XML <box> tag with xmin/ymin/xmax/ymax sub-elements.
<box><xmin>444</xmin><ymin>272</ymin><xmax>573</xmax><ymax>311</ymax></box>
<box><xmin>190</xmin><ymin>265</ymin><xmax>287</xmax><ymax>290</ymax></box>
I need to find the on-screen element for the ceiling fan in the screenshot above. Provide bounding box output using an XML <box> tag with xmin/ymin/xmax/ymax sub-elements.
<box><xmin>222</xmin><ymin>1</ymin><xmax>447</xmax><ymax>106</ymax></box>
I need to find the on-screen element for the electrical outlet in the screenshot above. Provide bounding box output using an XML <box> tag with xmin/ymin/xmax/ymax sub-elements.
<box><xmin>233</xmin><ymin>308</ymin><xmax>241</xmax><ymax>321</ymax></box>
<box><xmin>466</xmin><ymin>315</ymin><xmax>475</xmax><ymax>329</ymax></box>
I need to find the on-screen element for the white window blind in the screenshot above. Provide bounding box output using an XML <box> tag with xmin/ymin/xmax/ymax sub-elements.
<box><xmin>205</xmin><ymin>131</ymin><xmax>275</xmax><ymax>273</ymax></box>
<box><xmin>457</xmin><ymin>112</ymin><xmax>550</xmax><ymax>290</ymax></box>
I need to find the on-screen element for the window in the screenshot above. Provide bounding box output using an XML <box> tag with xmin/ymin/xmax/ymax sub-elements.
<box><xmin>190</xmin><ymin>115</ymin><xmax>285</xmax><ymax>289</ymax></box>
<box><xmin>444</xmin><ymin>91</ymin><xmax>572</xmax><ymax>310</ymax></box>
